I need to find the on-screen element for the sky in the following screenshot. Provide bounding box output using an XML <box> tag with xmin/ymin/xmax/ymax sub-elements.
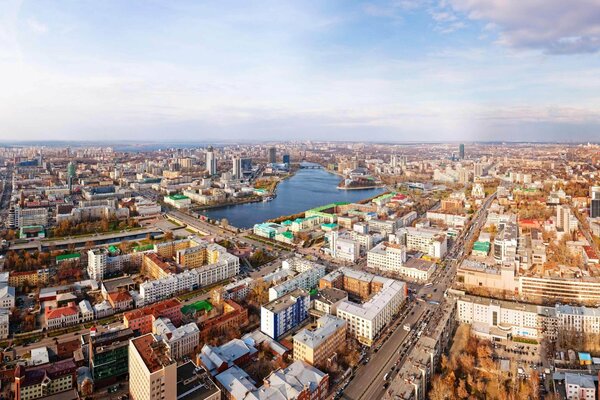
<box><xmin>1</xmin><ymin>0</ymin><xmax>600</xmax><ymax>143</ymax></box>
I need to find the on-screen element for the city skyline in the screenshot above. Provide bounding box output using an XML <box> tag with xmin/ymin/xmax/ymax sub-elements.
<box><xmin>1</xmin><ymin>1</ymin><xmax>600</xmax><ymax>142</ymax></box>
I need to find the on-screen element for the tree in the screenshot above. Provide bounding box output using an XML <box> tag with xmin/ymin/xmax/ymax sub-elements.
<box><xmin>81</xmin><ymin>378</ymin><xmax>94</xmax><ymax>398</ymax></box>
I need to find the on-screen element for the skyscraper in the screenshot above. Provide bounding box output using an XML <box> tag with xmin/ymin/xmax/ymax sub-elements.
<box><xmin>206</xmin><ymin>146</ymin><xmax>217</xmax><ymax>176</ymax></box>
<box><xmin>459</xmin><ymin>144</ymin><xmax>465</xmax><ymax>159</ymax></box>
<box><xmin>67</xmin><ymin>161</ymin><xmax>76</xmax><ymax>192</ymax></box>
<box><xmin>591</xmin><ymin>186</ymin><xmax>600</xmax><ymax>218</ymax></box>
<box><xmin>282</xmin><ymin>154</ymin><xmax>290</xmax><ymax>165</ymax></box>
<box><xmin>268</xmin><ymin>147</ymin><xmax>276</xmax><ymax>164</ymax></box>
<box><xmin>232</xmin><ymin>157</ymin><xmax>242</xmax><ymax>179</ymax></box>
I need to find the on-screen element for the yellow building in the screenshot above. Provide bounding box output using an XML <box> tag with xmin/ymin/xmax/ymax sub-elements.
<box><xmin>129</xmin><ymin>334</ymin><xmax>177</xmax><ymax>400</ymax></box>
<box><xmin>293</xmin><ymin>315</ymin><xmax>346</xmax><ymax>368</ymax></box>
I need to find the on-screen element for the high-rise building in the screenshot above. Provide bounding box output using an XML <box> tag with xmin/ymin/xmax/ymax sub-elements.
<box><xmin>67</xmin><ymin>161</ymin><xmax>76</xmax><ymax>192</ymax></box>
<box><xmin>591</xmin><ymin>186</ymin><xmax>600</xmax><ymax>218</ymax></box>
<box><xmin>128</xmin><ymin>333</ymin><xmax>177</xmax><ymax>400</ymax></box>
<box><xmin>240</xmin><ymin>158</ymin><xmax>252</xmax><ymax>171</ymax></box>
<box><xmin>205</xmin><ymin>146</ymin><xmax>217</xmax><ymax>176</ymax></box>
<box><xmin>268</xmin><ymin>147</ymin><xmax>276</xmax><ymax>164</ymax></box>
<box><xmin>282</xmin><ymin>154</ymin><xmax>290</xmax><ymax>165</ymax></box>
<box><xmin>232</xmin><ymin>157</ymin><xmax>242</xmax><ymax>179</ymax></box>
<box><xmin>459</xmin><ymin>143</ymin><xmax>465</xmax><ymax>159</ymax></box>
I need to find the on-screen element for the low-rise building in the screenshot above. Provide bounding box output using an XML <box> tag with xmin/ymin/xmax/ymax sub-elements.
<box><xmin>14</xmin><ymin>358</ymin><xmax>77</xmax><ymax>400</ymax></box>
<box><xmin>293</xmin><ymin>315</ymin><xmax>346</xmax><ymax>368</ymax></box>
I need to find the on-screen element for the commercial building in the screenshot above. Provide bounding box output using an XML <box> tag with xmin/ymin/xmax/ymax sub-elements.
<box><xmin>293</xmin><ymin>315</ymin><xmax>346</xmax><ymax>368</ymax></box>
<box><xmin>129</xmin><ymin>334</ymin><xmax>177</xmax><ymax>400</ymax></box>
<box><xmin>199</xmin><ymin>339</ymin><xmax>258</xmax><ymax>376</ymax></box>
<box><xmin>328</xmin><ymin>231</ymin><xmax>360</xmax><ymax>262</ymax></box>
<box><xmin>398</xmin><ymin>227</ymin><xmax>447</xmax><ymax>259</ymax></box>
<box><xmin>591</xmin><ymin>186</ymin><xmax>600</xmax><ymax>219</ymax></box>
<box><xmin>164</xmin><ymin>194</ymin><xmax>192</xmax><ymax>209</ymax></box>
<box><xmin>206</xmin><ymin>147</ymin><xmax>217</xmax><ymax>176</ymax></box>
<box><xmin>45</xmin><ymin>302</ymin><xmax>80</xmax><ymax>330</ymax></box>
<box><xmin>367</xmin><ymin>242</ymin><xmax>407</xmax><ymax>274</ymax></box>
<box><xmin>261</xmin><ymin>288</ymin><xmax>310</xmax><ymax>339</ymax></box>
<box><xmin>456</xmin><ymin>295</ymin><xmax>553</xmax><ymax>340</ymax></box>
<box><xmin>0</xmin><ymin>309</ymin><xmax>9</xmax><ymax>339</ymax></box>
<box><xmin>85</xmin><ymin>327</ymin><xmax>135</xmax><ymax>385</ymax></box>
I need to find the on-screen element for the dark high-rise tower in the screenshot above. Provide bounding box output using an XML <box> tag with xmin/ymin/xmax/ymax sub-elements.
<box><xmin>459</xmin><ymin>143</ymin><xmax>465</xmax><ymax>159</ymax></box>
<box><xmin>268</xmin><ymin>147</ymin><xmax>276</xmax><ymax>164</ymax></box>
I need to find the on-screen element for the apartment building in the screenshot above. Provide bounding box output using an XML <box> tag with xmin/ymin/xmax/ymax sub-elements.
<box><xmin>124</xmin><ymin>298</ymin><xmax>183</xmax><ymax>335</ymax></box>
<box><xmin>268</xmin><ymin>260</ymin><xmax>326</xmax><ymax>301</ymax></box>
<box><xmin>565</xmin><ymin>373</ymin><xmax>596</xmax><ymax>400</ymax></box>
<box><xmin>0</xmin><ymin>310</ymin><xmax>9</xmax><ymax>339</ymax></box>
<box><xmin>293</xmin><ymin>315</ymin><xmax>346</xmax><ymax>368</ymax></box>
<box><xmin>261</xmin><ymin>289</ymin><xmax>310</xmax><ymax>339</ymax></box>
<box><xmin>322</xmin><ymin>268</ymin><xmax>406</xmax><ymax>346</ymax></box>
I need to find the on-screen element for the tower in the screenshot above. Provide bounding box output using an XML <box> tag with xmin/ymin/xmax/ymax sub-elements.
<box><xmin>591</xmin><ymin>186</ymin><xmax>600</xmax><ymax>218</ymax></box>
<box><xmin>232</xmin><ymin>157</ymin><xmax>242</xmax><ymax>179</ymax></box>
<box><xmin>459</xmin><ymin>144</ymin><xmax>465</xmax><ymax>159</ymax></box>
<box><xmin>206</xmin><ymin>146</ymin><xmax>217</xmax><ymax>176</ymax></box>
<box><xmin>268</xmin><ymin>147</ymin><xmax>276</xmax><ymax>164</ymax></box>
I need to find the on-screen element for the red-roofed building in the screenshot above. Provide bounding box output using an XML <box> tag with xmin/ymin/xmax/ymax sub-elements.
<box><xmin>583</xmin><ymin>246</ymin><xmax>599</xmax><ymax>264</ymax></box>
<box><xmin>45</xmin><ymin>302</ymin><xmax>79</xmax><ymax>330</ymax></box>
<box><xmin>107</xmin><ymin>291</ymin><xmax>133</xmax><ymax>312</ymax></box>
<box><xmin>123</xmin><ymin>298</ymin><xmax>182</xmax><ymax>335</ymax></box>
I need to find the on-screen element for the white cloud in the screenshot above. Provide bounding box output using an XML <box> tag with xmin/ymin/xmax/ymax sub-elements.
<box><xmin>27</xmin><ymin>17</ymin><xmax>47</xmax><ymax>34</ymax></box>
<box><xmin>447</xmin><ymin>0</ymin><xmax>600</xmax><ymax>54</ymax></box>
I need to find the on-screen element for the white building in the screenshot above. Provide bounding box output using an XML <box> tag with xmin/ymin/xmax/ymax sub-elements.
<box><xmin>328</xmin><ymin>232</ymin><xmax>360</xmax><ymax>262</ymax></box>
<box><xmin>565</xmin><ymin>373</ymin><xmax>596</xmax><ymax>400</ymax></box>
<box><xmin>556</xmin><ymin>305</ymin><xmax>600</xmax><ymax>334</ymax></box>
<box><xmin>0</xmin><ymin>310</ymin><xmax>9</xmax><ymax>339</ymax></box>
<box><xmin>335</xmin><ymin>273</ymin><xmax>406</xmax><ymax>346</ymax></box>
<box><xmin>79</xmin><ymin>300</ymin><xmax>94</xmax><ymax>322</ymax></box>
<box><xmin>456</xmin><ymin>295</ymin><xmax>546</xmax><ymax>340</ymax></box>
<box><xmin>140</xmin><ymin>251</ymin><xmax>239</xmax><ymax>305</ymax></box>
<box><xmin>153</xmin><ymin>318</ymin><xmax>200</xmax><ymax>360</ymax></box>
<box><xmin>398</xmin><ymin>227</ymin><xmax>447</xmax><ymax>259</ymax></box>
<box><xmin>269</xmin><ymin>259</ymin><xmax>326</xmax><ymax>301</ymax></box>
<box><xmin>0</xmin><ymin>285</ymin><xmax>15</xmax><ymax>309</ymax></box>
<box><xmin>367</xmin><ymin>242</ymin><xmax>406</xmax><ymax>274</ymax></box>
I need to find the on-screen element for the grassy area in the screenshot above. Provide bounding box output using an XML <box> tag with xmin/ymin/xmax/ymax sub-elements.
<box><xmin>43</xmin><ymin>226</ymin><xmax>147</xmax><ymax>241</ymax></box>
<box><xmin>513</xmin><ymin>337</ymin><xmax>538</xmax><ymax>345</ymax></box>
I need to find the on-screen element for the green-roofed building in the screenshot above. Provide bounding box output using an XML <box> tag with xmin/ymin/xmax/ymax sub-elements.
<box><xmin>181</xmin><ymin>300</ymin><xmax>213</xmax><ymax>315</ymax></box>
<box><xmin>56</xmin><ymin>253</ymin><xmax>81</xmax><ymax>264</ymax></box>
<box><xmin>472</xmin><ymin>241</ymin><xmax>491</xmax><ymax>257</ymax></box>
<box><xmin>305</xmin><ymin>202</ymin><xmax>348</xmax><ymax>223</ymax></box>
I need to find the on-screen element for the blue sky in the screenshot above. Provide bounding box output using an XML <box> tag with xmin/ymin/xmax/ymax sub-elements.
<box><xmin>1</xmin><ymin>0</ymin><xmax>600</xmax><ymax>142</ymax></box>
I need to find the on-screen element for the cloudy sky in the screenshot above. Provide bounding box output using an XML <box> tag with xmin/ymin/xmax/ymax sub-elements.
<box><xmin>1</xmin><ymin>0</ymin><xmax>600</xmax><ymax>142</ymax></box>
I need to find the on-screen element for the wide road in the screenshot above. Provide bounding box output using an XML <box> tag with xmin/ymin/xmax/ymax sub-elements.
<box><xmin>341</xmin><ymin>192</ymin><xmax>496</xmax><ymax>400</ymax></box>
